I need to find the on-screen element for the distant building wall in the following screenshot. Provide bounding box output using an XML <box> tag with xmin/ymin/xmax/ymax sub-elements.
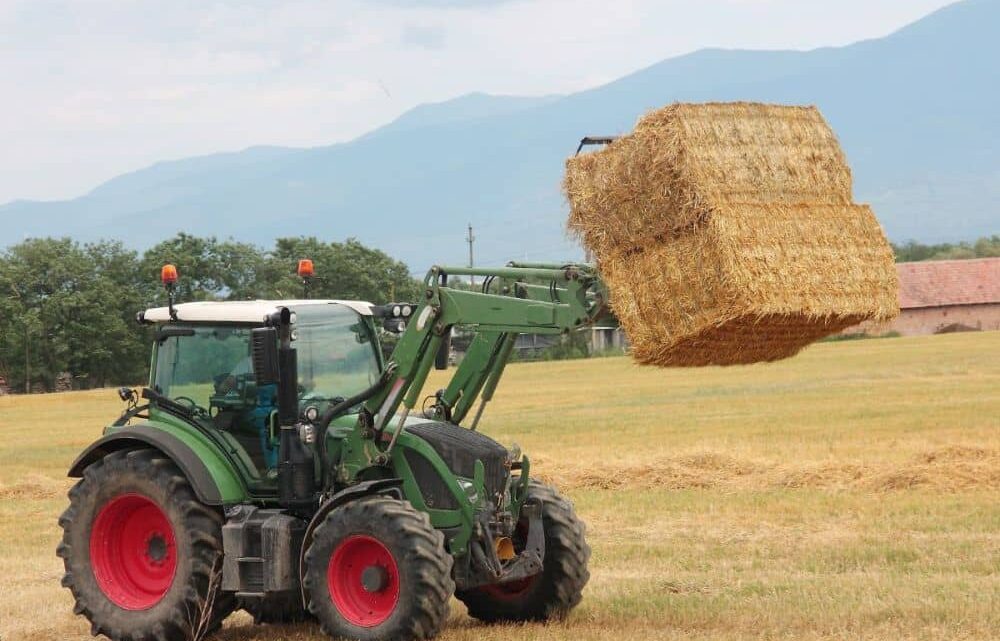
<box><xmin>848</xmin><ymin>303</ymin><xmax>1000</xmax><ymax>336</ymax></box>
<box><xmin>891</xmin><ymin>303</ymin><xmax>1000</xmax><ymax>336</ymax></box>
<box><xmin>513</xmin><ymin>333</ymin><xmax>558</xmax><ymax>358</ymax></box>
<box><xmin>589</xmin><ymin>327</ymin><xmax>628</xmax><ymax>352</ymax></box>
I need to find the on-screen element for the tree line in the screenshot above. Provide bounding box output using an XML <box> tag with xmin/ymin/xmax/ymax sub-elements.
<box><xmin>1</xmin><ymin>232</ymin><xmax>996</xmax><ymax>393</ymax></box>
<box><xmin>0</xmin><ymin>233</ymin><xmax>420</xmax><ymax>393</ymax></box>
<box><xmin>891</xmin><ymin>235</ymin><xmax>1000</xmax><ymax>262</ymax></box>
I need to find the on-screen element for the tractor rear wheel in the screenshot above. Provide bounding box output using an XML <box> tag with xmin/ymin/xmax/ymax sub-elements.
<box><xmin>456</xmin><ymin>481</ymin><xmax>590</xmax><ymax>622</ymax></box>
<box><xmin>57</xmin><ymin>448</ymin><xmax>235</xmax><ymax>641</ymax></box>
<box><xmin>304</xmin><ymin>496</ymin><xmax>454</xmax><ymax>641</ymax></box>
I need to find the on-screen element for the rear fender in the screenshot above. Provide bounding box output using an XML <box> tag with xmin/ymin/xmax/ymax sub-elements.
<box><xmin>68</xmin><ymin>425</ymin><xmax>247</xmax><ymax>505</ymax></box>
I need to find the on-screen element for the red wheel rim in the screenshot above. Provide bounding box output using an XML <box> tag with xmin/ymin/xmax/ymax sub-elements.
<box><xmin>327</xmin><ymin>535</ymin><xmax>400</xmax><ymax>627</ymax></box>
<box><xmin>89</xmin><ymin>493</ymin><xmax>176</xmax><ymax>610</ymax></box>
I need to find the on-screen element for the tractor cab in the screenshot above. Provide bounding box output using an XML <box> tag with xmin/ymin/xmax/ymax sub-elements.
<box><xmin>138</xmin><ymin>299</ymin><xmax>382</xmax><ymax>475</ymax></box>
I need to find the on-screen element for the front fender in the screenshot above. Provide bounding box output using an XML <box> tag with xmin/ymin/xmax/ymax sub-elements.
<box><xmin>68</xmin><ymin>425</ymin><xmax>247</xmax><ymax>505</ymax></box>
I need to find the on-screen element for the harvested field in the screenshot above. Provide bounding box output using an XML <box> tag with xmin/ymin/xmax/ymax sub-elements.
<box><xmin>540</xmin><ymin>445</ymin><xmax>1000</xmax><ymax>493</ymax></box>
<box><xmin>565</xmin><ymin>102</ymin><xmax>899</xmax><ymax>367</ymax></box>
<box><xmin>1</xmin><ymin>332</ymin><xmax>998</xmax><ymax>640</ymax></box>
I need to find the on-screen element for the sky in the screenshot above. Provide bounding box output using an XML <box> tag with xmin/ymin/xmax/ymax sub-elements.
<box><xmin>0</xmin><ymin>0</ymin><xmax>957</xmax><ymax>204</ymax></box>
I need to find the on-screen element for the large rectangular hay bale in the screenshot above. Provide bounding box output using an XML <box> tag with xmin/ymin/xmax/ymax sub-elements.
<box><xmin>565</xmin><ymin>102</ymin><xmax>898</xmax><ymax>366</ymax></box>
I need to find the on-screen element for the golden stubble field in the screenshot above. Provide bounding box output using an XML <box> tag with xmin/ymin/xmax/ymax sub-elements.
<box><xmin>1</xmin><ymin>332</ymin><xmax>998</xmax><ymax>640</ymax></box>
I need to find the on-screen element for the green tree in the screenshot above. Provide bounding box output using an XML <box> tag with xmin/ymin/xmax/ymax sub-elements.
<box><xmin>0</xmin><ymin>233</ymin><xmax>421</xmax><ymax>392</ymax></box>
<box><xmin>892</xmin><ymin>235</ymin><xmax>1000</xmax><ymax>262</ymax></box>
<box><xmin>0</xmin><ymin>238</ymin><xmax>147</xmax><ymax>391</ymax></box>
<box><xmin>215</xmin><ymin>239</ymin><xmax>278</xmax><ymax>300</ymax></box>
<box><xmin>83</xmin><ymin>241</ymin><xmax>150</xmax><ymax>386</ymax></box>
<box><xmin>973</xmin><ymin>235</ymin><xmax>1000</xmax><ymax>258</ymax></box>
<box><xmin>140</xmin><ymin>233</ymin><xmax>229</xmax><ymax>302</ymax></box>
<box><xmin>140</xmin><ymin>233</ymin><xmax>287</xmax><ymax>302</ymax></box>
<box><xmin>268</xmin><ymin>237</ymin><xmax>420</xmax><ymax>303</ymax></box>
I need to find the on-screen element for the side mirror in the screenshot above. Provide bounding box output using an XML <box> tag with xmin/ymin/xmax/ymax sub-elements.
<box><xmin>252</xmin><ymin>327</ymin><xmax>280</xmax><ymax>385</ymax></box>
<box><xmin>434</xmin><ymin>329</ymin><xmax>452</xmax><ymax>370</ymax></box>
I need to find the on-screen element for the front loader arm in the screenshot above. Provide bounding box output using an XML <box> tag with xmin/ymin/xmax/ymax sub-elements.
<box><xmin>441</xmin><ymin>330</ymin><xmax>515</xmax><ymax>425</ymax></box>
<box><xmin>366</xmin><ymin>262</ymin><xmax>609</xmax><ymax>431</ymax></box>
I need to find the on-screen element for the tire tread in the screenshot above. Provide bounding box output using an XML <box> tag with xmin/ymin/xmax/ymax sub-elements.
<box><xmin>304</xmin><ymin>496</ymin><xmax>455</xmax><ymax>641</ymax></box>
<box><xmin>456</xmin><ymin>481</ymin><xmax>590</xmax><ymax>623</ymax></box>
<box><xmin>57</xmin><ymin>448</ymin><xmax>235</xmax><ymax>641</ymax></box>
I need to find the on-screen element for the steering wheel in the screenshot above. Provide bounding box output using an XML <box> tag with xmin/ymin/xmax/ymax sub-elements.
<box><xmin>173</xmin><ymin>396</ymin><xmax>209</xmax><ymax>416</ymax></box>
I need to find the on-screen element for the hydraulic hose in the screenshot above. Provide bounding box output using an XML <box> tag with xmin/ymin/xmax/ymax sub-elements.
<box><xmin>316</xmin><ymin>365</ymin><xmax>394</xmax><ymax>430</ymax></box>
<box><xmin>315</xmin><ymin>366</ymin><xmax>395</xmax><ymax>489</ymax></box>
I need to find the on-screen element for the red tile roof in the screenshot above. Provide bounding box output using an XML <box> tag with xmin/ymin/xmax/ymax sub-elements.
<box><xmin>897</xmin><ymin>257</ymin><xmax>1000</xmax><ymax>309</ymax></box>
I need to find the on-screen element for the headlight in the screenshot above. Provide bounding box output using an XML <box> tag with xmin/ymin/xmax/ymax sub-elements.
<box><xmin>456</xmin><ymin>479</ymin><xmax>478</xmax><ymax>504</ymax></box>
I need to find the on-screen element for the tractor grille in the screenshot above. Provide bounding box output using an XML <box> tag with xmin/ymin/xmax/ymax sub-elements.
<box><xmin>404</xmin><ymin>450</ymin><xmax>460</xmax><ymax>510</ymax></box>
<box><xmin>404</xmin><ymin>421</ymin><xmax>509</xmax><ymax>504</ymax></box>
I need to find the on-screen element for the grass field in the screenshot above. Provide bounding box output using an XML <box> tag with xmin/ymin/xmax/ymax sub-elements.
<box><xmin>1</xmin><ymin>332</ymin><xmax>998</xmax><ymax>640</ymax></box>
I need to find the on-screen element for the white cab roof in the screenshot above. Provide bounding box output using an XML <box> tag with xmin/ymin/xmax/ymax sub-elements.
<box><xmin>142</xmin><ymin>299</ymin><xmax>373</xmax><ymax>324</ymax></box>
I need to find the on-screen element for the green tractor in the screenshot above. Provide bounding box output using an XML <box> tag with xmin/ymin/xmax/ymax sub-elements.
<box><xmin>59</xmin><ymin>261</ymin><xmax>606</xmax><ymax>641</ymax></box>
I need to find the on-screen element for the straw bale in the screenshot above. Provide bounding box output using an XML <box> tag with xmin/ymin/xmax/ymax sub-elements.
<box><xmin>564</xmin><ymin>102</ymin><xmax>898</xmax><ymax>366</ymax></box>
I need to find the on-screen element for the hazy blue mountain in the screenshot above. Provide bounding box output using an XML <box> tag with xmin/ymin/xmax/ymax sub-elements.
<box><xmin>1</xmin><ymin>0</ymin><xmax>997</xmax><ymax>269</ymax></box>
<box><xmin>364</xmin><ymin>92</ymin><xmax>563</xmax><ymax>139</ymax></box>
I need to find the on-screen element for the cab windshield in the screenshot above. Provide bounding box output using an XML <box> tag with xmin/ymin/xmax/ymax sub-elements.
<box><xmin>294</xmin><ymin>304</ymin><xmax>381</xmax><ymax>402</ymax></box>
<box><xmin>152</xmin><ymin>304</ymin><xmax>380</xmax><ymax>410</ymax></box>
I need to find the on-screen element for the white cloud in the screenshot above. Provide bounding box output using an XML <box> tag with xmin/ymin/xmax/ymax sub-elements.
<box><xmin>0</xmin><ymin>0</ymin><xmax>957</xmax><ymax>202</ymax></box>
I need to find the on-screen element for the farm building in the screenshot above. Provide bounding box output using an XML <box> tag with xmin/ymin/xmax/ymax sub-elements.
<box><xmin>588</xmin><ymin>325</ymin><xmax>628</xmax><ymax>353</ymax></box>
<box><xmin>853</xmin><ymin>257</ymin><xmax>1000</xmax><ymax>336</ymax></box>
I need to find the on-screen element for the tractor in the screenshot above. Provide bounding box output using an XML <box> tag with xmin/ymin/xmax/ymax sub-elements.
<box><xmin>59</xmin><ymin>260</ymin><xmax>605</xmax><ymax>641</ymax></box>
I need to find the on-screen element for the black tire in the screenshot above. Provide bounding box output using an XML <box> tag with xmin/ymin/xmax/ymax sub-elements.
<box><xmin>240</xmin><ymin>592</ymin><xmax>313</xmax><ymax>624</ymax></box>
<box><xmin>57</xmin><ymin>448</ymin><xmax>235</xmax><ymax>641</ymax></box>
<box><xmin>456</xmin><ymin>481</ymin><xmax>590</xmax><ymax>622</ymax></box>
<box><xmin>304</xmin><ymin>496</ymin><xmax>454</xmax><ymax>641</ymax></box>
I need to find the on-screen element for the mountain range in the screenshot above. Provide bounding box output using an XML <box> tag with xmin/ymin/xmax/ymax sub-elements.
<box><xmin>1</xmin><ymin>0</ymin><xmax>997</xmax><ymax>269</ymax></box>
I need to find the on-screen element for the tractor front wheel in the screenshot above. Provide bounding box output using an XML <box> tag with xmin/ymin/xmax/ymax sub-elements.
<box><xmin>304</xmin><ymin>496</ymin><xmax>454</xmax><ymax>641</ymax></box>
<box><xmin>456</xmin><ymin>481</ymin><xmax>590</xmax><ymax>622</ymax></box>
<box><xmin>57</xmin><ymin>448</ymin><xmax>235</xmax><ymax>641</ymax></box>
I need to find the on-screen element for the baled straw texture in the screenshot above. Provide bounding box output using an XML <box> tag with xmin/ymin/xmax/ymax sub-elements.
<box><xmin>565</xmin><ymin>102</ymin><xmax>898</xmax><ymax>366</ymax></box>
